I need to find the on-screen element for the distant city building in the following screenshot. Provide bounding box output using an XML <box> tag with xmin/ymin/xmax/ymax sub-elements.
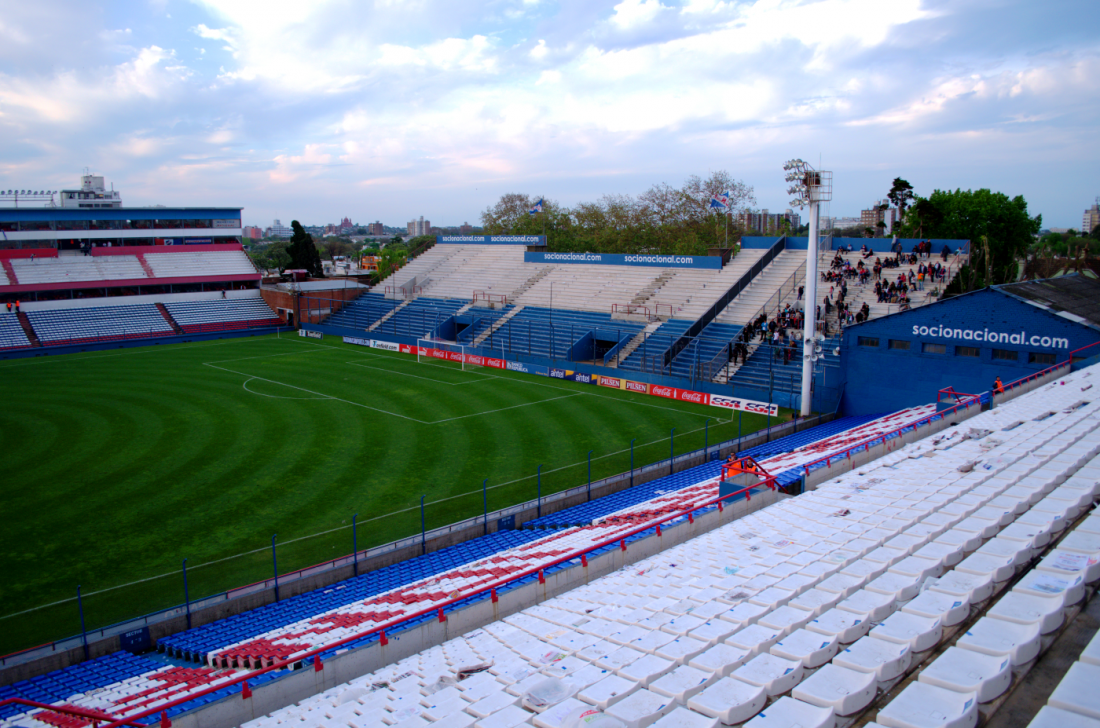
<box><xmin>460</xmin><ymin>222</ymin><xmax>473</xmax><ymax>234</ymax></box>
<box><xmin>407</xmin><ymin>216</ymin><xmax>431</xmax><ymax>236</ymax></box>
<box><xmin>268</xmin><ymin>219</ymin><xmax>292</xmax><ymax>238</ymax></box>
<box><xmin>60</xmin><ymin>174</ymin><xmax>122</xmax><ymax>209</ymax></box>
<box><xmin>859</xmin><ymin>200</ymin><xmax>896</xmax><ymax>237</ymax></box>
<box><xmin>829</xmin><ymin>217</ymin><xmax>862</xmax><ymax>230</ymax></box>
<box><xmin>338</xmin><ymin>216</ymin><xmax>354</xmax><ymax>234</ymax></box>
<box><xmin>1083</xmin><ymin>200</ymin><xmax>1099</xmax><ymax>236</ymax></box>
<box><xmin>368</xmin><ymin>221</ymin><xmax>385</xmax><ymax>236</ymax></box>
<box><xmin>736</xmin><ymin>209</ymin><xmax>800</xmax><ymax>234</ymax></box>
<box><xmin>243</xmin><ymin>226</ymin><xmax>263</xmax><ymax>240</ymax></box>
<box><xmin>323</xmin><ymin>223</ymin><xmax>337</xmax><ymax>235</ymax></box>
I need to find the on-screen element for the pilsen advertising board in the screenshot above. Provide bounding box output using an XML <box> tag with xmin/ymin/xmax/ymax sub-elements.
<box><xmin>362</xmin><ymin>342</ymin><xmax>782</xmax><ymax>416</ymax></box>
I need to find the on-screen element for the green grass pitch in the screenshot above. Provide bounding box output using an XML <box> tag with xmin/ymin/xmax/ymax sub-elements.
<box><xmin>0</xmin><ymin>333</ymin><xmax>785</xmax><ymax>655</ymax></box>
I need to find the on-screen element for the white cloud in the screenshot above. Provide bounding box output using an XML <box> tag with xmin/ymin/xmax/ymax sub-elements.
<box><xmin>610</xmin><ymin>0</ymin><xmax>668</xmax><ymax>28</ymax></box>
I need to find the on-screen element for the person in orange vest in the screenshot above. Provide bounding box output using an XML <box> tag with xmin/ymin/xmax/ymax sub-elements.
<box><xmin>993</xmin><ymin>376</ymin><xmax>1004</xmax><ymax>395</ymax></box>
<box><xmin>4</xmin><ymin>302</ymin><xmax>10</xmax><ymax>313</ymax></box>
<box><xmin>14</xmin><ymin>300</ymin><xmax>20</xmax><ymax>313</ymax></box>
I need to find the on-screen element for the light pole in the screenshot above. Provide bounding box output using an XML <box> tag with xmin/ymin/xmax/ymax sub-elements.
<box><xmin>783</xmin><ymin>159</ymin><xmax>832</xmax><ymax>417</ymax></box>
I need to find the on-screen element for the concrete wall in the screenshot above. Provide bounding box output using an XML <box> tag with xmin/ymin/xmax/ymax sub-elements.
<box><xmin>21</xmin><ymin>289</ymin><xmax>262</xmax><ymax>312</ymax></box>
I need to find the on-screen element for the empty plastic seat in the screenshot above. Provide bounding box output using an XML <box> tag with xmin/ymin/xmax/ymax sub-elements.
<box><xmin>1048</xmin><ymin>663</ymin><xmax>1100</xmax><ymax>720</ymax></box>
<box><xmin>688</xmin><ymin>677</ymin><xmax>766</xmax><ymax>725</ymax></box>
<box><xmin>876</xmin><ymin>682</ymin><xmax>978</xmax><ymax>728</ymax></box>
<box><xmin>833</xmin><ymin>636</ymin><xmax>911</xmax><ymax>683</ymax></box>
<box><xmin>917</xmin><ymin>647</ymin><xmax>1010</xmax><ymax>703</ymax></box>
<box><xmin>730</xmin><ymin>654</ymin><xmax>802</xmax><ymax>697</ymax></box>
<box><xmin>793</xmin><ymin>664</ymin><xmax>876</xmax><ymax>716</ymax></box>
<box><xmin>743</xmin><ymin>697</ymin><xmax>834</xmax><ymax>728</ymax></box>
<box><xmin>1026</xmin><ymin>706</ymin><xmax>1100</xmax><ymax>728</ymax></box>
<box><xmin>870</xmin><ymin>612</ymin><xmax>942</xmax><ymax>653</ymax></box>
<box><xmin>604</xmin><ymin>688</ymin><xmax>676</xmax><ymax>728</ymax></box>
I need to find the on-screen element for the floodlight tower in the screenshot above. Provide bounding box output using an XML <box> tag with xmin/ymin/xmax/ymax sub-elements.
<box><xmin>783</xmin><ymin>160</ymin><xmax>832</xmax><ymax>416</ymax></box>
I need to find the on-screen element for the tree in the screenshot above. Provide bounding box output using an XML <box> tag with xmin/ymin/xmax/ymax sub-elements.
<box><xmin>286</xmin><ymin>221</ymin><xmax>324</xmax><ymax>277</ymax></box>
<box><xmin>320</xmin><ymin>237</ymin><xmax>355</xmax><ymax>260</ymax></box>
<box><xmin>248</xmin><ymin>241</ymin><xmax>290</xmax><ymax>273</ymax></box>
<box><xmin>887</xmin><ymin>178</ymin><xmax>914</xmax><ymax>246</ymax></box>
<box><xmin>377</xmin><ymin>242</ymin><xmax>407</xmax><ymax>281</ymax></box>
<box><xmin>898</xmin><ymin>189</ymin><xmax>1041</xmax><ymax>290</ymax></box>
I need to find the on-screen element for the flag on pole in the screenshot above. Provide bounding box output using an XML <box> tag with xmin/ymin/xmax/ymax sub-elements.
<box><xmin>709</xmin><ymin>193</ymin><xmax>728</xmax><ymax>210</ymax></box>
<box><xmin>529</xmin><ymin>199</ymin><xmax>544</xmax><ymax>215</ymax></box>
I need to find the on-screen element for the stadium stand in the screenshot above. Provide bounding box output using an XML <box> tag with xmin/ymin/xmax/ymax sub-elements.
<box><xmin>219</xmin><ymin>364</ymin><xmax>1096</xmax><ymax>728</ymax></box>
<box><xmin>26</xmin><ymin>304</ymin><xmax>174</xmax><ymax>345</ymax></box>
<box><xmin>165</xmin><ymin>299</ymin><xmax>284</xmax><ymax>333</ymax></box>
<box><xmin>0</xmin><ymin>313</ymin><xmax>31</xmax><ymax>350</ymax></box>
<box><xmin>9</xmin><ymin>256</ymin><xmax>148</xmax><ymax>285</ymax></box>
<box><xmin>144</xmin><ymin>250</ymin><xmax>257</xmax><ymax>279</ymax></box>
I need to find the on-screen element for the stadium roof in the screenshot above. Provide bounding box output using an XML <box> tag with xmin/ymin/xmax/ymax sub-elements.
<box><xmin>996</xmin><ymin>273</ymin><xmax>1100</xmax><ymax>333</ymax></box>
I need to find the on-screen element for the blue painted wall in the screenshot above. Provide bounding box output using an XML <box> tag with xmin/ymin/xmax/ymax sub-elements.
<box><xmin>830</xmin><ymin>238</ymin><xmax>970</xmax><ymax>254</ymax></box>
<box><xmin>839</xmin><ymin>288</ymin><xmax>1100</xmax><ymax>415</ymax></box>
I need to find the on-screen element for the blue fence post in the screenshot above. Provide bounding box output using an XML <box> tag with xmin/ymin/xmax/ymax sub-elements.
<box><xmin>587</xmin><ymin>450</ymin><xmax>593</xmax><ymax>502</ymax></box>
<box><xmin>670</xmin><ymin>428</ymin><xmax>675</xmax><ymax>475</ymax></box>
<box><xmin>77</xmin><ymin>585</ymin><xmax>89</xmax><ymax>661</ymax></box>
<box><xmin>483</xmin><ymin>479</ymin><xmax>488</xmax><ymax>536</ymax></box>
<box><xmin>352</xmin><ymin>514</ymin><xmax>359</xmax><ymax>577</ymax></box>
<box><xmin>705</xmin><ymin>419</ymin><xmax>711</xmax><ymax>457</ymax></box>
<box><xmin>420</xmin><ymin>496</ymin><xmax>427</xmax><ymax>555</ymax></box>
<box><xmin>630</xmin><ymin>439</ymin><xmax>636</xmax><ymax>487</ymax></box>
<box><xmin>182</xmin><ymin>558</ymin><xmax>191</xmax><ymax>629</ymax></box>
<box><xmin>537</xmin><ymin>465</ymin><xmax>543</xmax><ymax>517</ymax></box>
<box><xmin>271</xmin><ymin>534</ymin><xmax>279</xmax><ymax>601</ymax></box>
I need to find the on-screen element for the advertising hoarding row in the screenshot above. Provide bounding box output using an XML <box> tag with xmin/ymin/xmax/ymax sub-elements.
<box><xmin>340</xmin><ymin>336</ymin><xmax>779</xmax><ymax>416</ymax></box>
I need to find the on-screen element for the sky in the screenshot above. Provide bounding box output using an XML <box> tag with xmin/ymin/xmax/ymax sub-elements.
<box><xmin>0</xmin><ymin>0</ymin><xmax>1097</xmax><ymax>230</ymax></box>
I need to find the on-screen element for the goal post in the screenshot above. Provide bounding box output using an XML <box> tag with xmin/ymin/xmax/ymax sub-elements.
<box><xmin>417</xmin><ymin>338</ymin><xmax>466</xmax><ymax>370</ymax></box>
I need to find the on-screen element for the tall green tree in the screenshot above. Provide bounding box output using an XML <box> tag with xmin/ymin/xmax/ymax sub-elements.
<box><xmin>887</xmin><ymin>178</ymin><xmax>914</xmax><ymax>246</ymax></box>
<box><xmin>286</xmin><ymin>221</ymin><xmax>324</xmax><ymax>277</ymax></box>
<box><xmin>899</xmin><ymin>189</ymin><xmax>1041</xmax><ymax>290</ymax></box>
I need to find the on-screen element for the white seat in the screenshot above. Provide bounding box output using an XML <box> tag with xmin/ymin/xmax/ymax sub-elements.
<box><xmin>605</xmin><ymin>688</ymin><xmax>677</xmax><ymax>728</ymax></box>
<box><xmin>650</xmin><ymin>707</ymin><xmax>718</xmax><ymax>728</ymax></box>
<box><xmin>474</xmin><ymin>705</ymin><xmax>533</xmax><ymax>728</ymax></box>
<box><xmin>955</xmin><ymin>616</ymin><xmax>1040</xmax><ymax>666</ymax></box>
<box><xmin>769</xmin><ymin>629</ymin><xmax>838</xmax><ymax>669</ymax></box>
<box><xmin>688</xmin><ymin>644</ymin><xmax>752</xmax><ymax>677</ymax></box>
<box><xmin>876</xmin><ymin>682</ymin><xmax>977</xmax><ymax>728</ymax></box>
<box><xmin>987</xmin><ymin>592</ymin><xmax>1064</xmax><ymax>634</ymax></box>
<box><xmin>731</xmin><ymin>654</ymin><xmax>803</xmax><ymax>696</ymax></box>
<box><xmin>837</xmin><ymin>589</ymin><xmax>897</xmax><ymax>623</ymax></box>
<box><xmin>833</xmin><ymin>636</ymin><xmax>911</xmax><ymax>683</ymax></box>
<box><xmin>654</xmin><ymin>638</ymin><xmax>709</xmax><ymax>666</ymax></box>
<box><xmin>955</xmin><ymin>553</ymin><xmax>1016</xmax><ymax>583</ymax></box>
<box><xmin>1048</xmin><ymin>662</ymin><xmax>1100</xmax><ymax>720</ymax></box>
<box><xmin>649</xmin><ymin>665</ymin><xmax>713</xmax><ymax>704</ymax></box>
<box><xmin>744</xmin><ymin>697</ymin><xmax>834</xmax><ymax>728</ymax></box>
<box><xmin>578</xmin><ymin>675</ymin><xmax>639</xmax><ymax>710</ymax></box>
<box><xmin>1013</xmin><ymin>571</ymin><xmax>1086</xmax><ymax>608</ymax></box>
<box><xmin>917</xmin><ymin>647</ymin><xmax>1011</xmax><ymax>703</ymax></box>
<box><xmin>725</xmin><ymin>625</ymin><xmax>783</xmax><ymax>657</ymax></box>
<box><xmin>756</xmin><ymin>607</ymin><xmax>813</xmax><ymax>636</ymax></box>
<box><xmin>928</xmin><ymin>571</ymin><xmax>994</xmax><ymax>604</ymax></box>
<box><xmin>806</xmin><ymin>608</ymin><xmax>870</xmax><ymax>644</ymax></box>
<box><xmin>793</xmin><ymin>664</ymin><xmax>877</xmax><ymax>716</ymax></box>
<box><xmin>1080</xmin><ymin>631</ymin><xmax>1100</xmax><ymax>667</ymax></box>
<box><xmin>687</xmin><ymin>677</ymin><xmax>766</xmax><ymax>725</ymax></box>
<box><xmin>531</xmin><ymin>698</ymin><xmax>588</xmax><ymax>728</ymax></box>
<box><xmin>901</xmin><ymin>591</ymin><xmax>969</xmax><ymax>627</ymax></box>
<box><xmin>1026</xmin><ymin>705</ymin><xmax>1100</xmax><ymax>728</ymax></box>
<box><xmin>618</xmin><ymin>654</ymin><xmax>675</xmax><ymax>688</ymax></box>
<box><xmin>687</xmin><ymin>621</ymin><xmax>737</xmax><ymax>648</ymax></box>
<box><xmin>870</xmin><ymin>612</ymin><xmax>942</xmax><ymax>653</ymax></box>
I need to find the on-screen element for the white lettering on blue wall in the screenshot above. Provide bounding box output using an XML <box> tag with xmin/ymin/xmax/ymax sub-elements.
<box><xmin>910</xmin><ymin>325</ymin><xmax>1069</xmax><ymax>349</ymax></box>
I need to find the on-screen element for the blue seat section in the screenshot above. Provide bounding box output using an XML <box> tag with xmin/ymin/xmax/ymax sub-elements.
<box><xmin>616</xmin><ymin>319</ymin><xmax>694</xmax><ymax>373</ymax></box>
<box><xmin>0</xmin><ymin>651</ymin><xmax>161</xmax><ymax>721</ymax></box>
<box><xmin>164</xmin><ymin>299</ymin><xmax>282</xmax><ymax>332</ymax></box>
<box><xmin>0</xmin><ymin>312</ymin><xmax>31</xmax><ymax>349</ymax></box>
<box><xmin>375</xmin><ymin>298</ymin><xmax>468</xmax><ymax>339</ymax></box>
<box><xmin>669</xmin><ymin>322</ymin><xmax>743</xmax><ymax>379</ymax></box>
<box><xmin>730</xmin><ymin>336</ymin><xmax>841</xmax><ymax>394</ymax></box>
<box><xmin>523</xmin><ymin>460</ymin><xmax>726</xmax><ymax>529</ymax></box>
<box><xmin>735</xmin><ymin>414</ymin><xmax>885</xmax><ymax>461</ymax></box>
<box><xmin>27</xmin><ymin>304</ymin><xmax>173</xmax><ymax>344</ymax></box>
<box><xmin>481</xmin><ymin>307</ymin><xmax>648</xmax><ymax>360</ymax></box>
<box><xmin>323</xmin><ymin>292</ymin><xmax>404</xmax><ymax>330</ymax></box>
<box><xmin>157</xmin><ymin>529</ymin><xmax>549</xmax><ymax>664</ymax></box>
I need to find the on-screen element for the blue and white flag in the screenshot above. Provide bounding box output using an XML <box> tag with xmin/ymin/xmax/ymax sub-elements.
<box><xmin>709</xmin><ymin>193</ymin><xmax>728</xmax><ymax>209</ymax></box>
<box><xmin>529</xmin><ymin>199</ymin><xmax>544</xmax><ymax>215</ymax></box>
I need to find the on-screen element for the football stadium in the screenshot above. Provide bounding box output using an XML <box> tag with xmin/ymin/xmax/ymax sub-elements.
<box><xmin>4</xmin><ymin>197</ymin><xmax>1100</xmax><ymax>728</ymax></box>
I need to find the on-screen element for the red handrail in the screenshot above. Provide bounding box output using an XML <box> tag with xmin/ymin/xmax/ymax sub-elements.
<box><xmin>998</xmin><ymin>340</ymin><xmax>1100</xmax><ymax>394</ymax></box>
<box><xmin>98</xmin><ymin>481</ymin><xmax>769</xmax><ymax>728</ymax></box>
<box><xmin>0</xmin><ymin>698</ymin><xmax>150</xmax><ymax>728</ymax></box>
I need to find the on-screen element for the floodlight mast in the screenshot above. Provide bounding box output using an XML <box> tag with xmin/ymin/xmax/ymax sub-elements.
<box><xmin>783</xmin><ymin>159</ymin><xmax>831</xmax><ymax>416</ymax></box>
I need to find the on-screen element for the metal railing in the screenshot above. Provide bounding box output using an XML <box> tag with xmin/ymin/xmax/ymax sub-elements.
<box><xmin>97</xmin><ymin>480</ymin><xmax>774</xmax><ymax>728</ymax></box>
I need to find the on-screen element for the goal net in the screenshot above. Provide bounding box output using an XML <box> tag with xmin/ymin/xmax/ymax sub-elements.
<box><xmin>417</xmin><ymin>338</ymin><xmax>466</xmax><ymax>370</ymax></box>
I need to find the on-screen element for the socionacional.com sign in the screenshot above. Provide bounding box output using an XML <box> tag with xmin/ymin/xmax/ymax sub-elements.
<box><xmin>438</xmin><ymin>235</ymin><xmax>546</xmax><ymax>245</ymax></box>
<box><xmin>912</xmin><ymin>325</ymin><xmax>1070</xmax><ymax>349</ymax></box>
<box><xmin>524</xmin><ymin>251</ymin><xmax>722</xmax><ymax>270</ymax></box>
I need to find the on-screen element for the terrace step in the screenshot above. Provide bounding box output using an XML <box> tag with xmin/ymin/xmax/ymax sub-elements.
<box><xmin>607</xmin><ymin>321</ymin><xmax>664</xmax><ymax>368</ymax></box>
<box><xmin>136</xmin><ymin>253</ymin><xmax>156</xmax><ymax>279</ymax></box>
<box><xmin>156</xmin><ymin>303</ymin><xmax>184</xmax><ymax>334</ymax></box>
<box><xmin>367</xmin><ymin>299</ymin><xmax>411</xmax><ymax>332</ymax></box>
<box><xmin>473</xmin><ymin>305</ymin><xmax>525</xmax><ymax>347</ymax></box>
<box><xmin>15</xmin><ymin>311</ymin><xmax>41</xmax><ymax>347</ymax></box>
<box><xmin>1</xmin><ymin>258</ymin><xmax>18</xmax><ymax>285</ymax></box>
<box><xmin>631</xmin><ymin>271</ymin><xmax>677</xmax><ymax>307</ymax></box>
<box><xmin>509</xmin><ymin>266</ymin><xmax>554</xmax><ymax>301</ymax></box>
